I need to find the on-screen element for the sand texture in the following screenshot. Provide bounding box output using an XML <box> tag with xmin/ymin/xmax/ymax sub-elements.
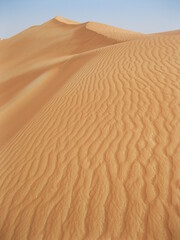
<box><xmin>0</xmin><ymin>17</ymin><xmax>180</xmax><ymax>240</ymax></box>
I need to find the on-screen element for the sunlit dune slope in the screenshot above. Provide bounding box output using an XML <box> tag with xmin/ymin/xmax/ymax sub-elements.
<box><xmin>86</xmin><ymin>21</ymin><xmax>143</xmax><ymax>42</ymax></box>
<box><xmin>0</xmin><ymin>16</ymin><xmax>180</xmax><ymax>240</ymax></box>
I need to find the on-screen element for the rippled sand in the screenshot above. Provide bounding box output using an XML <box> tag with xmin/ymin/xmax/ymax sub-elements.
<box><xmin>0</xmin><ymin>16</ymin><xmax>180</xmax><ymax>240</ymax></box>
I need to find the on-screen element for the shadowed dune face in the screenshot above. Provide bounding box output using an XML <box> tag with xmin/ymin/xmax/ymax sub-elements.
<box><xmin>0</xmin><ymin>16</ymin><xmax>180</xmax><ymax>240</ymax></box>
<box><xmin>0</xmin><ymin>18</ymin><xmax>116</xmax><ymax>81</ymax></box>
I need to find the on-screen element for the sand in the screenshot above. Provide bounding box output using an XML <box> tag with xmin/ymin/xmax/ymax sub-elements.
<box><xmin>0</xmin><ymin>16</ymin><xmax>180</xmax><ymax>240</ymax></box>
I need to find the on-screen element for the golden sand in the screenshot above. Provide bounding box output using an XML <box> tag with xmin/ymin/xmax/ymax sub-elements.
<box><xmin>0</xmin><ymin>17</ymin><xmax>180</xmax><ymax>240</ymax></box>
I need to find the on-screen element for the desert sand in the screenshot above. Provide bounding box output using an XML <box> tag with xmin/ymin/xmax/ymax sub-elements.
<box><xmin>0</xmin><ymin>16</ymin><xmax>180</xmax><ymax>240</ymax></box>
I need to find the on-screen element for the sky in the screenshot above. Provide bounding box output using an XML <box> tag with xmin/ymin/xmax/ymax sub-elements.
<box><xmin>0</xmin><ymin>0</ymin><xmax>180</xmax><ymax>38</ymax></box>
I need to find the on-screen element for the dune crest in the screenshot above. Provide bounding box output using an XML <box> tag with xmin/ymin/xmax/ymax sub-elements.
<box><xmin>0</xmin><ymin>16</ymin><xmax>180</xmax><ymax>240</ymax></box>
<box><xmin>54</xmin><ymin>16</ymin><xmax>79</xmax><ymax>25</ymax></box>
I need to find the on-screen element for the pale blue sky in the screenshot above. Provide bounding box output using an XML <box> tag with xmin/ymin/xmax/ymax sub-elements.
<box><xmin>0</xmin><ymin>0</ymin><xmax>180</xmax><ymax>38</ymax></box>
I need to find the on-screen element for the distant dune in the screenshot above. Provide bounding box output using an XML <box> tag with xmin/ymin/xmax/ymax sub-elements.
<box><xmin>0</xmin><ymin>17</ymin><xmax>180</xmax><ymax>240</ymax></box>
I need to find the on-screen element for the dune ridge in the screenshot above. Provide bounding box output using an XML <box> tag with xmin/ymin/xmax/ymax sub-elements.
<box><xmin>0</xmin><ymin>16</ymin><xmax>180</xmax><ymax>240</ymax></box>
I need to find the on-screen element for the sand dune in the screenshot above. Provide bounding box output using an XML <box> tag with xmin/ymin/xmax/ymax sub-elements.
<box><xmin>0</xmin><ymin>17</ymin><xmax>180</xmax><ymax>240</ymax></box>
<box><xmin>153</xmin><ymin>29</ymin><xmax>180</xmax><ymax>36</ymax></box>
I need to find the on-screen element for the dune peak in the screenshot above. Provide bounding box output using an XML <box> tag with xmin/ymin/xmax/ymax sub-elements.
<box><xmin>54</xmin><ymin>16</ymin><xmax>79</xmax><ymax>25</ymax></box>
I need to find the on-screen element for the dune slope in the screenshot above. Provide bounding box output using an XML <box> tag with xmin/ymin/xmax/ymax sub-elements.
<box><xmin>0</xmin><ymin>17</ymin><xmax>180</xmax><ymax>240</ymax></box>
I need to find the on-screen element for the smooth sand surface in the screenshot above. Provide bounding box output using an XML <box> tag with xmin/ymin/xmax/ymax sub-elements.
<box><xmin>0</xmin><ymin>17</ymin><xmax>180</xmax><ymax>240</ymax></box>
